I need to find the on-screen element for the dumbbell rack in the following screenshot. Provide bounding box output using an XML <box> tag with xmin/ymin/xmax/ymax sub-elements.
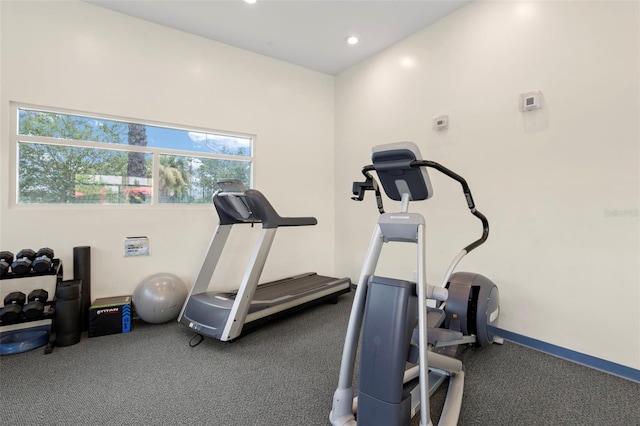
<box><xmin>0</xmin><ymin>259</ymin><xmax>62</xmax><ymax>355</ymax></box>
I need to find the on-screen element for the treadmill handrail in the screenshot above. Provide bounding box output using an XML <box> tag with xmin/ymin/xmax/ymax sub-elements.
<box><xmin>214</xmin><ymin>188</ymin><xmax>317</xmax><ymax>229</ymax></box>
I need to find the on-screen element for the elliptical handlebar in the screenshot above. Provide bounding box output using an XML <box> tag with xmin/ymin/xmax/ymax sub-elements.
<box><xmin>351</xmin><ymin>166</ymin><xmax>384</xmax><ymax>214</ymax></box>
<box><xmin>414</xmin><ymin>160</ymin><xmax>489</xmax><ymax>253</ymax></box>
<box><xmin>351</xmin><ymin>160</ymin><xmax>489</xmax><ymax>254</ymax></box>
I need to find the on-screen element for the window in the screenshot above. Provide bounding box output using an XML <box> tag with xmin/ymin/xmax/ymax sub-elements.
<box><xmin>12</xmin><ymin>104</ymin><xmax>253</xmax><ymax>205</ymax></box>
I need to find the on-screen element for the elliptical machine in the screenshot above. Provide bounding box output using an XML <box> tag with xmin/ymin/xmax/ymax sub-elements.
<box><xmin>329</xmin><ymin>142</ymin><xmax>501</xmax><ymax>426</ymax></box>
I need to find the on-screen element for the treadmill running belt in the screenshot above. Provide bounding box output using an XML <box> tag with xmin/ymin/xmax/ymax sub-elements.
<box><xmin>247</xmin><ymin>273</ymin><xmax>343</xmax><ymax>303</ymax></box>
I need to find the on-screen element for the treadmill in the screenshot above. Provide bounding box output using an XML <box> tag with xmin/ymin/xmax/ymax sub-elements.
<box><xmin>178</xmin><ymin>179</ymin><xmax>351</xmax><ymax>342</ymax></box>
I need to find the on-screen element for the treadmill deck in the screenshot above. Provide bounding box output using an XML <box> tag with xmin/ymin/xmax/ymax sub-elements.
<box><xmin>180</xmin><ymin>272</ymin><xmax>351</xmax><ymax>340</ymax></box>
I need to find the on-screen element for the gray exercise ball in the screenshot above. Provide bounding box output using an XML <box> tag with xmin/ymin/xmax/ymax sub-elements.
<box><xmin>132</xmin><ymin>272</ymin><xmax>188</xmax><ymax>324</ymax></box>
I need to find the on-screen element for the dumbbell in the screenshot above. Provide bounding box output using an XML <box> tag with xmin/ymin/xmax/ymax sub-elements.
<box><xmin>11</xmin><ymin>249</ymin><xmax>36</xmax><ymax>275</ymax></box>
<box><xmin>0</xmin><ymin>291</ymin><xmax>26</xmax><ymax>324</ymax></box>
<box><xmin>32</xmin><ymin>248</ymin><xmax>55</xmax><ymax>273</ymax></box>
<box><xmin>22</xmin><ymin>289</ymin><xmax>49</xmax><ymax>320</ymax></box>
<box><xmin>0</xmin><ymin>251</ymin><xmax>14</xmax><ymax>276</ymax></box>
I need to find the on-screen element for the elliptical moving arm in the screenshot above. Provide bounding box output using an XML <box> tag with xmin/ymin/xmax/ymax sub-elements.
<box><xmin>414</xmin><ymin>160</ymin><xmax>489</xmax><ymax>254</ymax></box>
<box><xmin>351</xmin><ymin>160</ymin><xmax>489</xmax><ymax>253</ymax></box>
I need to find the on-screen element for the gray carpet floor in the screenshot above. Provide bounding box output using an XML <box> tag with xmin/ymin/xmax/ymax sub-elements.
<box><xmin>1</xmin><ymin>291</ymin><xmax>639</xmax><ymax>425</ymax></box>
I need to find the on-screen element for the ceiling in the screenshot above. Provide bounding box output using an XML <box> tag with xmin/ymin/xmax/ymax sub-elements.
<box><xmin>87</xmin><ymin>0</ymin><xmax>472</xmax><ymax>75</ymax></box>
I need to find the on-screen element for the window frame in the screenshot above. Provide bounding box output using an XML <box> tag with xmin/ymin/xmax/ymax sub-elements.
<box><xmin>9</xmin><ymin>102</ymin><xmax>255</xmax><ymax>208</ymax></box>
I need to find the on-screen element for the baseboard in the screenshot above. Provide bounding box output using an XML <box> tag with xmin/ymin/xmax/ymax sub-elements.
<box><xmin>493</xmin><ymin>328</ymin><xmax>640</xmax><ymax>383</ymax></box>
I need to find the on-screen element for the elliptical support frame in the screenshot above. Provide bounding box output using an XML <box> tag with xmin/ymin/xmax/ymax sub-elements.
<box><xmin>330</xmin><ymin>141</ymin><xmax>500</xmax><ymax>426</ymax></box>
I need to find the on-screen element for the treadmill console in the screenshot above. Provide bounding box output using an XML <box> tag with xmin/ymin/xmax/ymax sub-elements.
<box><xmin>218</xmin><ymin>179</ymin><xmax>247</xmax><ymax>193</ymax></box>
<box><xmin>216</xmin><ymin>179</ymin><xmax>252</xmax><ymax>220</ymax></box>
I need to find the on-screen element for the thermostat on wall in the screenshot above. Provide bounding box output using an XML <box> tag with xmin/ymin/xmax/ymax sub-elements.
<box><xmin>520</xmin><ymin>90</ymin><xmax>543</xmax><ymax>112</ymax></box>
<box><xmin>432</xmin><ymin>114</ymin><xmax>449</xmax><ymax>131</ymax></box>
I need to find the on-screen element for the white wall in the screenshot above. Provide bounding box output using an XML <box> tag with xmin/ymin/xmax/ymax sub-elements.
<box><xmin>0</xmin><ymin>1</ymin><xmax>336</xmax><ymax>297</ymax></box>
<box><xmin>2</xmin><ymin>0</ymin><xmax>638</xmax><ymax>372</ymax></box>
<box><xmin>335</xmin><ymin>0</ymin><xmax>639</xmax><ymax>369</ymax></box>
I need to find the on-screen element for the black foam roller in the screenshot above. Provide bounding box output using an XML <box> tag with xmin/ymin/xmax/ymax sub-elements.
<box><xmin>55</xmin><ymin>280</ymin><xmax>81</xmax><ymax>346</ymax></box>
<box><xmin>73</xmin><ymin>246</ymin><xmax>91</xmax><ymax>332</ymax></box>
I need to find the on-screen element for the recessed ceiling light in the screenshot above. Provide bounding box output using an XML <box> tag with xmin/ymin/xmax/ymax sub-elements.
<box><xmin>244</xmin><ymin>0</ymin><xmax>257</xmax><ymax>4</ymax></box>
<box><xmin>345</xmin><ymin>36</ymin><xmax>359</xmax><ymax>45</ymax></box>
<box><xmin>401</xmin><ymin>57</ymin><xmax>415</xmax><ymax>68</ymax></box>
